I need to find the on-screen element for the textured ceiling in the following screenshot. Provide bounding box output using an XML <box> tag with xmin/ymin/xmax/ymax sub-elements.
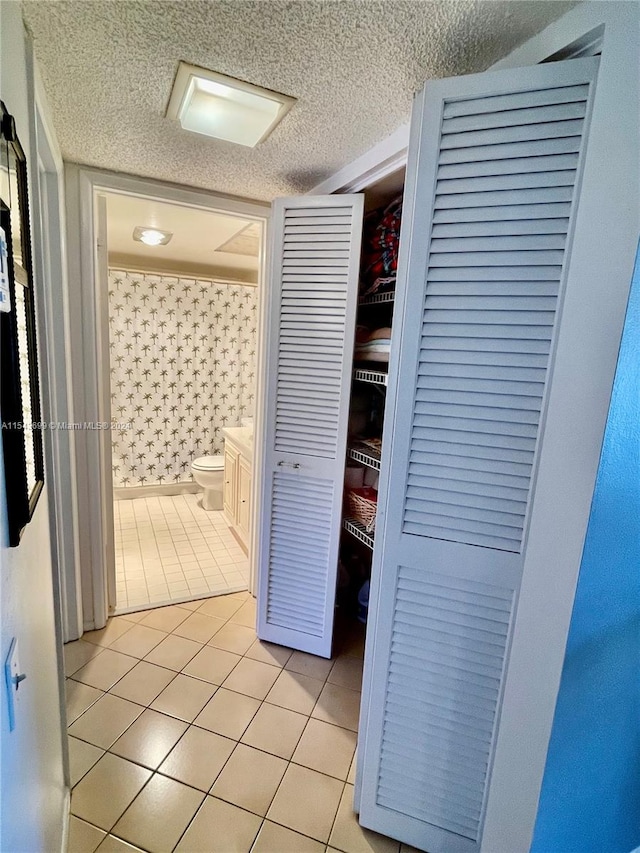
<box><xmin>23</xmin><ymin>0</ymin><xmax>576</xmax><ymax>202</ymax></box>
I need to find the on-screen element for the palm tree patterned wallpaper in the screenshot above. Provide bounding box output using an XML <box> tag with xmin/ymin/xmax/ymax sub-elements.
<box><xmin>108</xmin><ymin>269</ymin><xmax>256</xmax><ymax>488</ymax></box>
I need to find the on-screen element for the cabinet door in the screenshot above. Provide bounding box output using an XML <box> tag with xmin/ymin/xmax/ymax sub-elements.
<box><xmin>358</xmin><ymin>57</ymin><xmax>607</xmax><ymax>852</ymax></box>
<box><xmin>257</xmin><ymin>195</ymin><xmax>364</xmax><ymax>657</ymax></box>
<box><xmin>223</xmin><ymin>447</ymin><xmax>238</xmax><ymax>522</ymax></box>
<box><xmin>237</xmin><ymin>456</ymin><xmax>251</xmax><ymax>545</ymax></box>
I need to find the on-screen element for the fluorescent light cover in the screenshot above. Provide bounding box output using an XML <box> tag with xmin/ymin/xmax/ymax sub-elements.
<box><xmin>166</xmin><ymin>62</ymin><xmax>296</xmax><ymax>147</ymax></box>
<box><xmin>132</xmin><ymin>226</ymin><xmax>173</xmax><ymax>247</ymax></box>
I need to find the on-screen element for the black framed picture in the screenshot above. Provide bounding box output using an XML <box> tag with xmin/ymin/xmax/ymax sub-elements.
<box><xmin>0</xmin><ymin>101</ymin><xmax>44</xmax><ymax>546</ymax></box>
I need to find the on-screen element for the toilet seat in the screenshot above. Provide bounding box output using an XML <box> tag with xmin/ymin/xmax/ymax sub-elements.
<box><xmin>192</xmin><ymin>454</ymin><xmax>224</xmax><ymax>472</ymax></box>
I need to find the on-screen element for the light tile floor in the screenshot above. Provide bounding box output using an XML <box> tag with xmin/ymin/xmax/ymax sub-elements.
<box><xmin>114</xmin><ymin>495</ymin><xmax>249</xmax><ymax>613</ymax></box>
<box><xmin>65</xmin><ymin>593</ymin><xmax>420</xmax><ymax>853</ymax></box>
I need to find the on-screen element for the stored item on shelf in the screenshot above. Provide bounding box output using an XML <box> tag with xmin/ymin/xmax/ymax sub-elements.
<box><xmin>360</xmin><ymin>194</ymin><xmax>403</xmax><ymax>297</ymax></box>
<box><xmin>354</xmin><ymin>326</ymin><xmax>392</xmax><ymax>363</ymax></box>
<box><xmin>358</xmin><ymin>580</ymin><xmax>370</xmax><ymax>624</ymax></box>
<box><xmin>347</xmin><ymin>487</ymin><xmax>378</xmax><ymax>533</ymax></box>
<box><xmin>360</xmin><ymin>436</ymin><xmax>382</xmax><ymax>452</ymax></box>
<box><xmin>354</xmin><ymin>348</ymin><xmax>389</xmax><ymax>364</ymax></box>
<box><xmin>364</xmin><ymin>468</ymin><xmax>379</xmax><ymax>489</ymax></box>
<box><xmin>345</xmin><ymin>465</ymin><xmax>365</xmax><ymax>489</ymax></box>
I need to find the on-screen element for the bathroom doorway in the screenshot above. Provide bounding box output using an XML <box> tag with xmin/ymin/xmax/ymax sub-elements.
<box><xmin>100</xmin><ymin>189</ymin><xmax>266</xmax><ymax>614</ymax></box>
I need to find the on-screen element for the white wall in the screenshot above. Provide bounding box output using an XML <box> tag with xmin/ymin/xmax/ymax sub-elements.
<box><xmin>0</xmin><ymin>3</ymin><xmax>67</xmax><ymax>851</ymax></box>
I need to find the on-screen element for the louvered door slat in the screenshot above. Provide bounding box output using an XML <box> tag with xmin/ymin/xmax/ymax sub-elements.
<box><xmin>431</xmin><ymin>234</ymin><xmax>566</xmax><ymax>252</ymax></box>
<box><xmin>410</xmin><ymin>462</ymin><xmax>530</xmax><ymax>489</ymax></box>
<box><xmin>430</xmin><ymin>250</ymin><xmax>564</xmax><ymax>266</ymax></box>
<box><xmin>441</xmin><ymin>118</ymin><xmax>584</xmax><ymax>149</ymax></box>
<box><xmin>418</xmin><ymin>375</ymin><xmax>545</xmax><ymax>395</ymax></box>
<box><xmin>428</xmin><ymin>266</ymin><xmax>561</xmax><ymax>281</ymax></box>
<box><xmin>434</xmin><ymin>200</ymin><xmax>572</xmax><ymax>222</ymax></box>
<box><xmin>283</xmin><ymin>223</ymin><xmax>350</xmax><ymax>234</ymax></box>
<box><xmin>440</xmin><ymin>135</ymin><xmax>582</xmax><ymax>166</ymax></box>
<box><xmin>421</xmin><ymin>336</ymin><xmax>551</xmax><ymax>353</ymax></box>
<box><xmin>285</xmin><ymin>206</ymin><xmax>354</xmax><ymax>218</ymax></box>
<box><xmin>437</xmin><ymin>170</ymin><xmax>577</xmax><ymax>194</ymax></box>
<box><xmin>284</xmin><ymin>233</ymin><xmax>352</xmax><ymax>244</ymax></box>
<box><xmin>414</xmin><ymin>431</ymin><xmax>537</xmax><ymax>456</ymax></box>
<box><xmin>434</xmin><ymin>185</ymin><xmax>573</xmax><ymax>208</ymax></box>
<box><xmin>438</xmin><ymin>152</ymin><xmax>579</xmax><ymax>180</ymax></box>
<box><xmin>359</xmin><ymin>57</ymin><xmax>599</xmax><ymax>853</ymax></box>
<box><xmin>259</xmin><ymin>195</ymin><xmax>363</xmax><ymax>658</ymax></box>
<box><xmin>419</xmin><ymin>360</ymin><xmax>547</xmax><ymax>379</ymax></box>
<box><xmin>281</xmin><ymin>273</ymin><xmax>349</xmax><ymax>283</ymax></box>
<box><xmin>432</xmin><ymin>217</ymin><xmax>570</xmax><ymax>236</ymax></box>
<box><xmin>442</xmin><ymin>83</ymin><xmax>590</xmax><ymax>118</ymax></box>
<box><xmin>411</xmin><ymin>449</ymin><xmax>532</xmax><ymax>475</ymax></box>
<box><xmin>442</xmin><ymin>100</ymin><xmax>586</xmax><ymax>133</ymax></box>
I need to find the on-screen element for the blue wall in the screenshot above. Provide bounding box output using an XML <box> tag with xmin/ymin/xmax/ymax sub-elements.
<box><xmin>532</xmin><ymin>244</ymin><xmax>640</xmax><ymax>853</ymax></box>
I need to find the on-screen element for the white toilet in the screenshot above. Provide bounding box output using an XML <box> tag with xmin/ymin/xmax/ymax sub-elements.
<box><xmin>191</xmin><ymin>454</ymin><xmax>225</xmax><ymax>510</ymax></box>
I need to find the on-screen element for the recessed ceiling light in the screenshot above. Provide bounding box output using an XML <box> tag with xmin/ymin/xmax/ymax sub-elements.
<box><xmin>166</xmin><ymin>62</ymin><xmax>296</xmax><ymax>148</ymax></box>
<box><xmin>133</xmin><ymin>226</ymin><xmax>173</xmax><ymax>247</ymax></box>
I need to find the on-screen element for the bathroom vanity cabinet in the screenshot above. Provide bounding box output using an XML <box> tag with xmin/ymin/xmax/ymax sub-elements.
<box><xmin>222</xmin><ymin>427</ymin><xmax>253</xmax><ymax>551</ymax></box>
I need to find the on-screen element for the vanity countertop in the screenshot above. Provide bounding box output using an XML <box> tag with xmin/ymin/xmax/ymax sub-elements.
<box><xmin>222</xmin><ymin>426</ymin><xmax>253</xmax><ymax>462</ymax></box>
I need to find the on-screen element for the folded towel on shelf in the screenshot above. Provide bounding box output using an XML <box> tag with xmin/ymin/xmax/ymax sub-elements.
<box><xmin>367</xmin><ymin>327</ymin><xmax>392</xmax><ymax>342</ymax></box>
<box><xmin>354</xmin><ymin>350</ymin><xmax>389</xmax><ymax>363</ymax></box>
<box><xmin>355</xmin><ymin>341</ymin><xmax>391</xmax><ymax>352</ymax></box>
<box><xmin>355</xmin><ymin>326</ymin><xmax>392</xmax><ymax>345</ymax></box>
<box><xmin>355</xmin><ymin>350</ymin><xmax>389</xmax><ymax>364</ymax></box>
<box><xmin>354</xmin><ymin>328</ymin><xmax>391</xmax><ymax>363</ymax></box>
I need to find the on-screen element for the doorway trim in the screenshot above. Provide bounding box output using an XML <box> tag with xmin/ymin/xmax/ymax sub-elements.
<box><xmin>26</xmin><ymin>42</ymin><xmax>75</xmax><ymax>800</ymax></box>
<box><xmin>64</xmin><ymin>165</ymin><xmax>269</xmax><ymax>631</ymax></box>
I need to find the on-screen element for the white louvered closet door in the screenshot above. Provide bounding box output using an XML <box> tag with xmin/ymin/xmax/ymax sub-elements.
<box><xmin>358</xmin><ymin>58</ymin><xmax>599</xmax><ymax>851</ymax></box>
<box><xmin>257</xmin><ymin>195</ymin><xmax>363</xmax><ymax>658</ymax></box>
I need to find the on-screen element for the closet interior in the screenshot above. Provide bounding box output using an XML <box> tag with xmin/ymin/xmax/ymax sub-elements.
<box><xmin>336</xmin><ymin>169</ymin><xmax>405</xmax><ymax>631</ymax></box>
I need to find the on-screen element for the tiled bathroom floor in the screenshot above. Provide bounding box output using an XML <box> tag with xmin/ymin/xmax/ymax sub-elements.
<box><xmin>114</xmin><ymin>494</ymin><xmax>249</xmax><ymax>612</ymax></box>
<box><xmin>63</xmin><ymin>593</ymin><xmax>417</xmax><ymax>853</ymax></box>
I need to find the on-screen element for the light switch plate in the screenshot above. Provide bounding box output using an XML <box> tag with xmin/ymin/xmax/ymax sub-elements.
<box><xmin>4</xmin><ymin>638</ymin><xmax>23</xmax><ymax>732</ymax></box>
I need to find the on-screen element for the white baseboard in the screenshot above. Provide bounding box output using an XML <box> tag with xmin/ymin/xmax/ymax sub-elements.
<box><xmin>114</xmin><ymin>482</ymin><xmax>200</xmax><ymax>500</ymax></box>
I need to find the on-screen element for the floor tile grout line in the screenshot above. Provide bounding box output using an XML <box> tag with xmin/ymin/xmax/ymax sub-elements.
<box><xmin>66</xmin><ymin>613</ymin><xmax>366</xmax><ymax>853</ymax></box>
<box><xmin>68</xmin><ymin>614</ymin><xmax>362</xmax><ymax>735</ymax></box>
<box><xmin>100</xmin><ymin>768</ymin><xmax>161</xmax><ymax>849</ymax></box>
<box><xmin>326</xmin><ymin>779</ymin><xmax>350</xmax><ymax>851</ymax></box>
<box><xmin>66</xmin><ymin>609</ymin><xmax>363</xmax><ymax>724</ymax></box>
<box><xmin>67</xmin><ymin>650</ymin><xmax>359</xmax><ymax>707</ymax></box>
<box><xmin>116</xmin><ymin>494</ymin><xmax>249</xmax><ymax>611</ymax></box>
<box><xmin>74</xmin><ymin>788</ymin><xmax>351</xmax><ymax>853</ymax></box>
<box><xmin>71</xmin><ymin>712</ymin><xmax>357</xmax><ymax>791</ymax></box>
<box><xmin>69</xmin><ymin>664</ymin><xmax>359</xmax><ymax>786</ymax></box>
<box><xmin>70</xmin><ymin>683</ymin><xmax>359</xmax><ymax>811</ymax></box>
<box><xmin>67</xmin><ymin>599</ymin><xmax>251</xmax><ymax>728</ymax></box>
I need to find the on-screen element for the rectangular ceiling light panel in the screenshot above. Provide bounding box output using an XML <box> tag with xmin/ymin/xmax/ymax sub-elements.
<box><xmin>167</xmin><ymin>62</ymin><xmax>296</xmax><ymax>147</ymax></box>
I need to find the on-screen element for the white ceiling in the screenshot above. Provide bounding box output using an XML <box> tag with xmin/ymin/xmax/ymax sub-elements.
<box><xmin>106</xmin><ymin>193</ymin><xmax>260</xmax><ymax>282</ymax></box>
<box><xmin>24</xmin><ymin>1</ymin><xmax>576</xmax><ymax>202</ymax></box>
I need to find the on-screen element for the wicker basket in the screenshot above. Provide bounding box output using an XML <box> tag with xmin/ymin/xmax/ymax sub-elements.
<box><xmin>347</xmin><ymin>487</ymin><xmax>378</xmax><ymax>533</ymax></box>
